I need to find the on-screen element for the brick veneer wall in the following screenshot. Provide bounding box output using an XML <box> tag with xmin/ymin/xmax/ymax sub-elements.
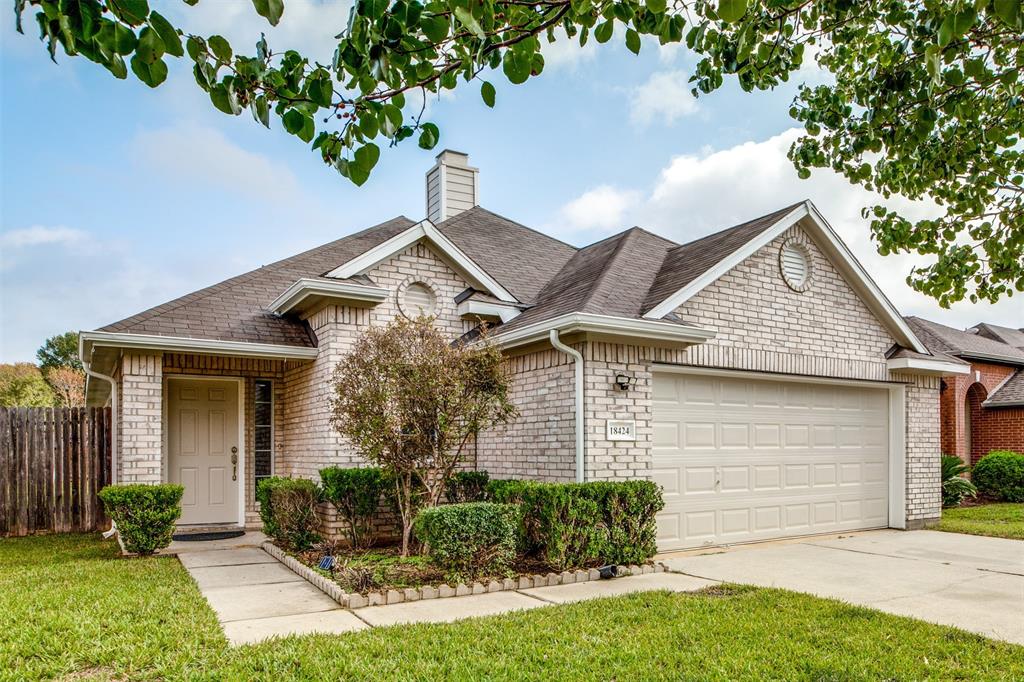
<box><xmin>118</xmin><ymin>353</ymin><xmax>163</xmax><ymax>484</ymax></box>
<box><xmin>476</xmin><ymin>348</ymin><xmax>577</xmax><ymax>481</ymax></box>
<box><xmin>674</xmin><ymin>225</ymin><xmax>896</xmax><ymax>379</ymax></box>
<box><xmin>280</xmin><ymin>241</ymin><xmax>474</xmax><ymax>481</ymax></box>
<box><xmin>905</xmin><ymin>375</ymin><xmax>942</xmax><ymax>526</ymax></box>
<box><xmin>938</xmin><ymin>361</ymin><xmax>1021</xmax><ymax>463</ymax></box>
<box><xmin>970</xmin><ymin>405</ymin><xmax>1024</xmax><ymax>461</ymax></box>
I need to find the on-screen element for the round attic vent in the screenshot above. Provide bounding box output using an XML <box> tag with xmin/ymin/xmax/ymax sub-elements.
<box><xmin>779</xmin><ymin>239</ymin><xmax>813</xmax><ymax>292</ymax></box>
<box><xmin>400</xmin><ymin>281</ymin><xmax>437</xmax><ymax>318</ymax></box>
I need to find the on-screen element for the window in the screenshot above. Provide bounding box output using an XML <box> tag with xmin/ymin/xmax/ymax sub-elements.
<box><xmin>401</xmin><ymin>282</ymin><xmax>437</xmax><ymax>318</ymax></box>
<box><xmin>254</xmin><ymin>379</ymin><xmax>273</xmax><ymax>487</ymax></box>
<box><xmin>779</xmin><ymin>239</ymin><xmax>813</xmax><ymax>292</ymax></box>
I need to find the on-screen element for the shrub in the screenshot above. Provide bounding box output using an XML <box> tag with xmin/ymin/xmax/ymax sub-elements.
<box><xmin>498</xmin><ymin>480</ymin><xmax>664</xmax><ymax>570</ymax></box>
<box><xmin>445</xmin><ymin>470</ymin><xmax>490</xmax><ymax>503</ymax></box>
<box><xmin>256</xmin><ymin>476</ymin><xmax>288</xmax><ymax>538</ymax></box>
<box><xmin>413</xmin><ymin>502</ymin><xmax>521</xmax><ymax>581</ymax></box>
<box><xmin>940</xmin><ymin>455</ymin><xmax>977</xmax><ymax>508</ymax></box>
<box><xmin>257</xmin><ymin>477</ymin><xmax>322</xmax><ymax>551</ymax></box>
<box><xmin>518</xmin><ymin>484</ymin><xmax>603</xmax><ymax>570</ymax></box>
<box><xmin>485</xmin><ymin>478</ymin><xmax>538</xmax><ymax>503</ymax></box>
<box><xmin>98</xmin><ymin>484</ymin><xmax>184</xmax><ymax>555</ymax></box>
<box><xmin>972</xmin><ymin>450</ymin><xmax>1024</xmax><ymax>503</ymax></box>
<box><xmin>583</xmin><ymin>480</ymin><xmax>664</xmax><ymax>565</ymax></box>
<box><xmin>320</xmin><ymin>466</ymin><xmax>387</xmax><ymax>548</ymax></box>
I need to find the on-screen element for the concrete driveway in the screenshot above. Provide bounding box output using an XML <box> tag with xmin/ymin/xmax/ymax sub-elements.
<box><xmin>660</xmin><ymin>530</ymin><xmax>1024</xmax><ymax>645</ymax></box>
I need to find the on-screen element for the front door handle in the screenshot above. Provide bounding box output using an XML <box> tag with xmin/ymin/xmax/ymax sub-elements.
<box><xmin>231</xmin><ymin>447</ymin><xmax>238</xmax><ymax>481</ymax></box>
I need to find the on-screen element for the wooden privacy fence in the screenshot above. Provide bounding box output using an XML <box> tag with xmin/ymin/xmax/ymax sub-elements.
<box><xmin>0</xmin><ymin>407</ymin><xmax>112</xmax><ymax>536</ymax></box>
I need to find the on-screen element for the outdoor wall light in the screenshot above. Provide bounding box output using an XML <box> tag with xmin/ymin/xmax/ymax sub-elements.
<box><xmin>614</xmin><ymin>373</ymin><xmax>634</xmax><ymax>391</ymax></box>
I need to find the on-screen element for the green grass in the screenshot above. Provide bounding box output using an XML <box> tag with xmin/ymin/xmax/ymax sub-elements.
<box><xmin>936</xmin><ymin>502</ymin><xmax>1024</xmax><ymax>540</ymax></box>
<box><xmin>2</xmin><ymin>534</ymin><xmax>1023</xmax><ymax>681</ymax></box>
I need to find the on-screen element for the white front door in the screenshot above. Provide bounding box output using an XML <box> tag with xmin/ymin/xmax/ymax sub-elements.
<box><xmin>168</xmin><ymin>378</ymin><xmax>240</xmax><ymax>525</ymax></box>
<box><xmin>652</xmin><ymin>371</ymin><xmax>889</xmax><ymax>551</ymax></box>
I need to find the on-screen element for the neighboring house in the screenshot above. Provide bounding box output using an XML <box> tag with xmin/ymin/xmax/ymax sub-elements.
<box><xmin>905</xmin><ymin>317</ymin><xmax>1024</xmax><ymax>464</ymax></box>
<box><xmin>81</xmin><ymin>151</ymin><xmax>966</xmax><ymax>551</ymax></box>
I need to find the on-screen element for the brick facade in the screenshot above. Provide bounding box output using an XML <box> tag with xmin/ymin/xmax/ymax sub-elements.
<box><xmin>475</xmin><ymin>348</ymin><xmax>577</xmax><ymax>481</ymax></box>
<box><xmin>939</xmin><ymin>361</ymin><xmax>1023</xmax><ymax>464</ymax></box>
<box><xmin>117</xmin><ymin>353</ymin><xmax>162</xmax><ymax>484</ymax></box>
<box><xmin>905</xmin><ymin>376</ymin><xmax>942</xmax><ymax>526</ymax></box>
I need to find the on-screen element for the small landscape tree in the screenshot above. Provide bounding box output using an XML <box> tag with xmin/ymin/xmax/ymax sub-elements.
<box><xmin>330</xmin><ymin>317</ymin><xmax>517</xmax><ymax>555</ymax></box>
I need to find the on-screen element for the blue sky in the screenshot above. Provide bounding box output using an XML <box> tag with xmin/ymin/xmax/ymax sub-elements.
<box><xmin>1</xmin><ymin>1</ymin><xmax>1020</xmax><ymax>362</ymax></box>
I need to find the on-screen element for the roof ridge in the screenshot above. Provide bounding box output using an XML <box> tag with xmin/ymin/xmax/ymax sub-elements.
<box><xmin>581</xmin><ymin>229</ymin><xmax>640</xmax><ymax>310</ymax></box>
<box><xmin>668</xmin><ymin>201</ymin><xmax>805</xmax><ymax>253</ymax></box>
<box><xmin>440</xmin><ymin>206</ymin><xmax>579</xmax><ymax>251</ymax></box>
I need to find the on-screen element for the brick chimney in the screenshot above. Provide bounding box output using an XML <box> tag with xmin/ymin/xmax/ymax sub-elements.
<box><xmin>425</xmin><ymin>150</ymin><xmax>479</xmax><ymax>223</ymax></box>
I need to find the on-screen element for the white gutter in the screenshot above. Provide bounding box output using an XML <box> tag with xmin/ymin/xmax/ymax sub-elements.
<box><xmin>81</xmin><ymin>359</ymin><xmax>118</xmax><ymax>485</ymax></box>
<box><xmin>550</xmin><ymin>329</ymin><xmax>585</xmax><ymax>483</ymax></box>
<box><xmin>886</xmin><ymin>357</ymin><xmax>971</xmax><ymax>376</ymax></box>
<box><xmin>80</xmin><ymin>331</ymin><xmax>319</xmax><ymax>360</ymax></box>
<box><xmin>494</xmin><ymin>312</ymin><xmax>715</xmax><ymax>350</ymax></box>
<box><xmin>81</xmin><ymin>341</ymin><xmax>121</xmax><ymax>542</ymax></box>
<box><xmin>268</xmin><ymin>277</ymin><xmax>389</xmax><ymax>315</ymax></box>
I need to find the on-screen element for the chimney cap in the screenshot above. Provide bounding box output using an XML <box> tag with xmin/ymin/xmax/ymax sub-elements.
<box><xmin>435</xmin><ymin>149</ymin><xmax>472</xmax><ymax>166</ymax></box>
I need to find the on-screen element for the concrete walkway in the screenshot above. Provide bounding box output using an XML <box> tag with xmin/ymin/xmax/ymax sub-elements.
<box><xmin>659</xmin><ymin>529</ymin><xmax>1024</xmax><ymax>645</ymax></box>
<box><xmin>171</xmin><ymin>533</ymin><xmax>714</xmax><ymax>645</ymax></box>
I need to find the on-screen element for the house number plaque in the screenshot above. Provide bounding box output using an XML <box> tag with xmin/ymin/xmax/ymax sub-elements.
<box><xmin>606</xmin><ymin>420</ymin><xmax>636</xmax><ymax>442</ymax></box>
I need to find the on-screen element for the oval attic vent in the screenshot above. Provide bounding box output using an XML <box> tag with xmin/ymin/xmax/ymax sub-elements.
<box><xmin>779</xmin><ymin>240</ymin><xmax>812</xmax><ymax>291</ymax></box>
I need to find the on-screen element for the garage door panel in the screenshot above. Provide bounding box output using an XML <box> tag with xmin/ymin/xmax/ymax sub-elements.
<box><xmin>654</xmin><ymin>372</ymin><xmax>889</xmax><ymax>551</ymax></box>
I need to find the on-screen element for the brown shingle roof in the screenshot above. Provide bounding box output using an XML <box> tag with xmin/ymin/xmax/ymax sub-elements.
<box><xmin>97</xmin><ymin>202</ymin><xmax>830</xmax><ymax>349</ymax></box>
<box><xmin>641</xmin><ymin>202</ymin><xmax>803</xmax><ymax>314</ymax></box>
<box><xmin>498</xmin><ymin>227</ymin><xmax>677</xmax><ymax>332</ymax></box>
<box><xmin>905</xmin><ymin>317</ymin><xmax>1024</xmax><ymax>365</ymax></box>
<box><xmin>971</xmin><ymin>322</ymin><xmax>1024</xmax><ymax>350</ymax></box>
<box><xmin>987</xmin><ymin>370</ymin><xmax>1024</xmax><ymax>406</ymax></box>
<box><xmin>436</xmin><ymin>207</ymin><xmax>577</xmax><ymax>303</ymax></box>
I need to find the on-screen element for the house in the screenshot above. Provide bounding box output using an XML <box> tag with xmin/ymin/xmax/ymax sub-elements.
<box><xmin>905</xmin><ymin>317</ymin><xmax>1024</xmax><ymax>465</ymax></box>
<box><xmin>80</xmin><ymin>151</ymin><xmax>967</xmax><ymax>551</ymax></box>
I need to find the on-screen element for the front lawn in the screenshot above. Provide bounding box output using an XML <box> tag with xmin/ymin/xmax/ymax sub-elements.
<box><xmin>2</xmin><ymin>534</ymin><xmax>1022</xmax><ymax>681</ymax></box>
<box><xmin>936</xmin><ymin>502</ymin><xmax>1024</xmax><ymax>540</ymax></box>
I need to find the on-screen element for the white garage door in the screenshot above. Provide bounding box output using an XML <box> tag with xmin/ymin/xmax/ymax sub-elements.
<box><xmin>652</xmin><ymin>371</ymin><xmax>889</xmax><ymax>551</ymax></box>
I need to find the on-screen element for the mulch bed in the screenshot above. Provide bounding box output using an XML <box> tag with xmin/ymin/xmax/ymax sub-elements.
<box><xmin>295</xmin><ymin>543</ymin><xmax>571</xmax><ymax>595</ymax></box>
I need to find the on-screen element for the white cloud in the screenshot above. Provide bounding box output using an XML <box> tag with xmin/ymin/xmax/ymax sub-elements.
<box><xmin>132</xmin><ymin>124</ymin><xmax>301</xmax><ymax>200</ymax></box>
<box><xmin>630</xmin><ymin>70</ymin><xmax>699</xmax><ymax>126</ymax></box>
<box><xmin>0</xmin><ymin>227</ymin><xmax>196</xmax><ymax>362</ymax></box>
<box><xmin>540</xmin><ymin>28</ymin><xmax>600</xmax><ymax>71</ymax></box>
<box><xmin>558</xmin><ymin>185</ymin><xmax>642</xmax><ymax>232</ymax></box>
<box><xmin>164</xmin><ymin>0</ymin><xmax>353</xmax><ymax>65</ymax></box>
<box><xmin>551</xmin><ymin>128</ymin><xmax>1024</xmax><ymax>328</ymax></box>
<box><xmin>0</xmin><ymin>226</ymin><xmax>86</xmax><ymax>248</ymax></box>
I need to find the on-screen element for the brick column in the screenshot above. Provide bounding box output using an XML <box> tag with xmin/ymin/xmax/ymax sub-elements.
<box><xmin>905</xmin><ymin>375</ymin><xmax>941</xmax><ymax>527</ymax></box>
<box><xmin>119</xmin><ymin>352</ymin><xmax>163</xmax><ymax>484</ymax></box>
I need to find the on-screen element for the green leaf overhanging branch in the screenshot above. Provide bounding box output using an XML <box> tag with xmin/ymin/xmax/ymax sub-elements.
<box><xmin>13</xmin><ymin>0</ymin><xmax>1024</xmax><ymax>305</ymax></box>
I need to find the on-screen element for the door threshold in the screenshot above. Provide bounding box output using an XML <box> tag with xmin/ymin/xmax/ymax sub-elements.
<box><xmin>175</xmin><ymin>523</ymin><xmax>246</xmax><ymax>534</ymax></box>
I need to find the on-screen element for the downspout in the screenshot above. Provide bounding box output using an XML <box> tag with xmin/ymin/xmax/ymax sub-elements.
<box><xmin>549</xmin><ymin>330</ymin><xmax>585</xmax><ymax>483</ymax></box>
<box><xmin>82</xmin><ymin>348</ymin><xmax>120</xmax><ymax>540</ymax></box>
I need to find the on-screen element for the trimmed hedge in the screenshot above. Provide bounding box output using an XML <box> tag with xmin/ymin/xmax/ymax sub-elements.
<box><xmin>502</xmin><ymin>480</ymin><xmax>665</xmax><ymax>571</ymax></box>
<box><xmin>972</xmin><ymin>450</ymin><xmax>1024</xmax><ymax>503</ymax></box>
<box><xmin>98</xmin><ymin>483</ymin><xmax>184</xmax><ymax>555</ymax></box>
<box><xmin>257</xmin><ymin>477</ymin><xmax>322</xmax><ymax>551</ymax></box>
<box><xmin>414</xmin><ymin>502</ymin><xmax>521</xmax><ymax>581</ymax></box>
<box><xmin>486</xmin><ymin>478</ymin><xmax>539</xmax><ymax>504</ymax></box>
<box><xmin>320</xmin><ymin>467</ymin><xmax>387</xmax><ymax>548</ymax></box>
<box><xmin>445</xmin><ymin>470</ymin><xmax>490</xmax><ymax>503</ymax></box>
